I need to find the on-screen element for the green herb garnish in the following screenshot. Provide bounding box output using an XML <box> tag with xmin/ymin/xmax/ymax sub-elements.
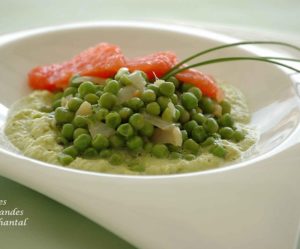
<box><xmin>163</xmin><ymin>41</ymin><xmax>300</xmax><ymax>79</ymax></box>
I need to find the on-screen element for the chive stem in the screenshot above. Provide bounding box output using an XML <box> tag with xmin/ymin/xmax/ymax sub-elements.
<box><xmin>262</xmin><ymin>57</ymin><xmax>300</xmax><ymax>62</ymax></box>
<box><xmin>165</xmin><ymin>57</ymin><xmax>300</xmax><ymax>77</ymax></box>
<box><xmin>163</xmin><ymin>41</ymin><xmax>300</xmax><ymax>79</ymax></box>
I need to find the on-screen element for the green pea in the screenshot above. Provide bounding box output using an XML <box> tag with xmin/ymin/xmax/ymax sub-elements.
<box><xmin>57</xmin><ymin>153</ymin><xmax>74</xmax><ymax>165</ymax></box>
<box><xmin>219</xmin><ymin>127</ymin><xmax>234</xmax><ymax>139</ymax></box>
<box><xmin>151</xmin><ymin>144</ymin><xmax>169</xmax><ymax>158</ymax></box>
<box><xmin>174</xmin><ymin>109</ymin><xmax>181</xmax><ymax>122</ymax></box>
<box><xmin>117</xmin><ymin>123</ymin><xmax>134</xmax><ymax>138</ymax></box>
<box><xmin>168</xmin><ymin>144</ymin><xmax>181</xmax><ymax>152</ymax></box>
<box><xmin>210</xmin><ymin>144</ymin><xmax>227</xmax><ymax>158</ymax></box>
<box><xmin>157</xmin><ymin>96</ymin><xmax>171</xmax><ymax>110</ymax></box>
<box><xmin>170</xmin><ymin>94</ymin><xmax>178</xmax><ymax>104</ymax></box>
<box><xmin>181</xmin><ymin>83</ymin><xmax>193</xmax><ymax>92</ymax></box>
<box><xmin>179</xmin><ymin>109</ymin><xmax>190</xmax><ymax>123</ymax></box>
<box><xmin>183</xmin><ymin>120</ymin><xmax>198</xmax><ymax>134</ymax></box>
<box><xmin>175</xmin><ymin>104</ymin><xmax>184</xmax><ymax>114</ymax></box>
<box><xmin>78</xmin><ymin>81</ymin><xmax>96</xmax><ymax>97</ymax></box>
<box><xmin>159</xmin><ymin>82</ymin><xmax>175</xmax><ymax>97</ymax></box>
<box><xmin>181</xmin><ymin>92</ymin><xmax>198</xmax><ymax>111</ymax></box>
<box><xmin>95</xmin><ymin>108</ymin><xmax>109</xmax><ymax>121</ymax></box>
<box><xmin>147</xmin><ymin>84</ymin><xmax>159</xmax><ymax>95</ymax></box>
<box><xmin>214</xmin><ymin>104</ymin><xmax>223</xmax><ymax>117</ymax></box>
<box><xmin>99</xmin><ymin>92</ymin><xmax>117</xmax><ymax>110</ymax></box>
<box><xmin>74</xmin><ymin>134</ymin><xmax>92</xmax><ymax>151</ymax></box>
<box><xmin>201</xmin><ymin>137</ymin><xmax>216</xmax><ymax>146</ymax></box>
<box><xmin>84</xmin><ymin>93</ymin><xmax>99</xmax><ymax>104</ymax></box>
<box><xmin>167</xmin><ymin>76</ymin><xmax>180</xmax><ymax>89</ymax></box>
<box><xmin>119</xmin><ymin>74</ymin><xmax>132</xmax><ymax>86</ymax></box>
<box><xmin>99</xmin><ymin>149</ymin><xmax>112</xmax><ymax>158</ymax></box>
<box><xmin>129</xmin><ymin>113</ymin><xmax>145</xmax><ymax>130</ymax></box>
<box><xmin>109</xmin><ymin>134</ymin><xmax>125</xmax><ymax>148</ymax></box>
<box><xmin>96</xmin><ymin>90</ymin><xmax>104</xmax><ymax>97</ymax></box>
<box><xmin>73</xmin><ymin>128</ymin><xmax>89</xmax><ymax>140</ymax></box>
<box><xmin>105</xmin><ymin>112</ymin><xmax>121</xmax><ymax>129</ymax></box>
<box><xmin>219</xmin><ymin>113</ymin><xmax>234</xmax><ymax>127</ymax></box>
<box><xmin>126</xmin><ymin>136</ymin><xmax>144</xmax><ymax>150</ymax></box>
<box><xmin>92</xmin><ymin>134</ymin><xmax>109</xmax><ymax>150</ymax></box>
<box><xmin>220</xmin><ymin>100</ymin><xmax>231</xmax><ymax>114</ymax></box>
<box><xmin>233</xmin><ymin>130</ymin><xmax>245</xmax><ymax>142</ymax></box>
<box><xmin>188</xmin><ymin>87</ymin><xmax>202</xmax><ymax>100</ymax></box>
<box><xmin>139</xmin><ymin>122</ymin><xmax>154</xmax><ymax>137</ymax></box>
<box><xmin>181</xmin><ymin>130</ymin><xmax>188</xmax><ymax>141</ymax></box>
<box><xmin>170</xmin><ymin>152</ymin><xmax>182</xmax><ymax>159</ymax></box>
<box><xmin>189</xmin><ymin>108</ymin><xmax>197</xmax><ymax>116</ymax></box>
<box><xmin>104</xmin><ymin>80</ymin><xmax>120</xmax><ymax>95</ymax></box>
<box><xmin>183</xmin><ymin>139</ymin><xmax>199</xmax><ymax>155</ymax></box>
<box><xmin>75</xmin><ymin>93</ymin><xmax>81</xmax><ymax>98</ymax></box>
<box><xmin>141</xmin><ymin>89</ymin><xmax>156</xmax><ymax>103</ymax></box>
<box><xmin>67</xmin><ymin>97</ymin><xmax>83</xmax><ymax>112</ymax></box>
<box><xmin>69</xmin><ymin>75</ymin><xmax>81</xmax><ymax>88</ymax></box>
<box><xmin>114</xmin><ymin>67</ymin><xmax>130</xmax><ymax>81</ymax></box>
<box><xmin>200</xmin><ymin>97</ymin><xmax>215</xmax><ymax>114</ymax></box>
<box><xmin>192</xmin><ymin>113</ymin><xmax>206</xmax><ymax>125</ymax></box>
<box><xmin>144</xmin><ymin>142</ymin><xmax>153</xmax><ymax>153</ymax></box>
<box><xmin>109</xmin><ymin>153</ymin><xmax>124</xmax><ymax>165</ymax></box>
<box><xmin>55</xmin><ymin>107</ymin><xmax>74</xmax><ymax>124</ymax></box>
<box><xmin>146</xmin><ymin>102</ymin><xmax>161</xmax><ymax>116</ymax></box>
<box><xmin>191</xmin><ymin>126</ymin><xmax>207</xmax><ymax>143</ymax></box>
<box><xmin>95</xmin><ymin>85</ymin><xmax>104</xmax><ymax>91</ymax></box>
<box><xmin>83</xmin><ymin>147</ymin><xmax>98</xmax><ymax>158</ymax></box>
<box><xmin>183</xmin><ymin>153</ymin><xmax>196</xmax><ymax>161</ymax></box>
<box><xmin>118</xmin><ymin>107</ymin><xmax>133</xmax><ymax>121</ymax></box>
<box><xmin>105</xmin><ymin>78</ymin><xmax>113</xmax><ymax>84</ymax></box>
<box><xmin>61</xmin><ymin>123</ymin><xmax>75</xmax><ymax>140</ymax></box>
<box><xmin>212</xmin><ymin>133</ymin><xmax>221</xmax><ymax>140</ymax></box>
<box><xmin>126</xmin><ymin>97</ymin><xmax>144</xmax><ymax>111</ymax></box>
<box><xmin>52</xmin><ymin>99</ymin><xmax>62</xmax><ymax>109</ymax></box>
<box><xmin>73</xmin><ymin>115</ymin><xmax>88</xmax><ymax>128</ymax></box>
<box><xmin>53</xmin><ymin>92</ymin><xmax>63</xmax><ymax>101</ymax></box>
<box><xmin>203</xmin><ymin>118</ymin><xmax>219</xmax><ymax>134</ymax></box>
<box><xmin>162</xmin><ymin>107</ymin><xmax>174</xmax><ymax>122</ymax></box>
<box><xmin>56</xmin><ymin>136</ymin><xmax>68</xmax><ymax>146</ymax></box>
<box><xmin>63</xmin><ymin>87</ymin><xmax>77</xmax><ymax>97</ymax></box>
<box><xmin>62</xmin><ymin>145</ymin><xmax>78</xmax><ymax>158</ymax></box>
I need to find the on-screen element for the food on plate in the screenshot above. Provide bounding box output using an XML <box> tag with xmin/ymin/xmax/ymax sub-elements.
<box><xmin>7</xmin><ymin>41</ymin><xmax>299</xmax><ymax>175</ymax></box>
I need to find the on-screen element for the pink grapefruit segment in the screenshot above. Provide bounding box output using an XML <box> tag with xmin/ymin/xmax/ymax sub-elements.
<box><xmin>126</xmin><ymin>51</ymin><xmax>177</xmax><ymax>80</ymax></box>
<box><xmin>176</xmin><ymin>68</ymin><xmax>224</xmax><ymax>102</ymax></box>
<box><xmin>28</xmin><ymin>43</ymin><xmax>126</xmax><ymax>90</ymax></box>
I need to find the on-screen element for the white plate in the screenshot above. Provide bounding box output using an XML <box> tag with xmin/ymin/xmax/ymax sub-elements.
<box><xmin>0</xmin><ymin>22</ymin><xmax>300</xmax><ymax>249</ymax></box>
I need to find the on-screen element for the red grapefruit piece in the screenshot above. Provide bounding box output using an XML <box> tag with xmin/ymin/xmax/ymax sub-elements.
<box><xmin>126</xmin><ymin>51</ymin><xmax>177</xmax><ymax>80</ymax></box>
<box><xmin>28</xmin><ymin>43</ymin><xmax>126</xmax><ymax>90</ymax></box>
<box><xmin>176</xmin><ymin>68</ymin><xmax>224</xmax><ymax>102</ymax></box>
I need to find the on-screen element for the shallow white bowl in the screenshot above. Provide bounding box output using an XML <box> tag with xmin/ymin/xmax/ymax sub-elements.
<box><xmin>0</xmin><ymin>22</ymin><xmax>300</xmax><ymax>249</ymax></box>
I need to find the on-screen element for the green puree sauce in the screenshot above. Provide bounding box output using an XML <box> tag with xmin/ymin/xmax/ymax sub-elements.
<box><xmin>4</xmin><ymin>84</ymin><xmax>257</xmax><ymax>175</ymax></box>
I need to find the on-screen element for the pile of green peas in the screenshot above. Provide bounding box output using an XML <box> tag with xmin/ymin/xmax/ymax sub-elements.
<box><xmin>44</xmin><ymin>67</ymin><xmax>245</xmax><ymax>168</ymax></box>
